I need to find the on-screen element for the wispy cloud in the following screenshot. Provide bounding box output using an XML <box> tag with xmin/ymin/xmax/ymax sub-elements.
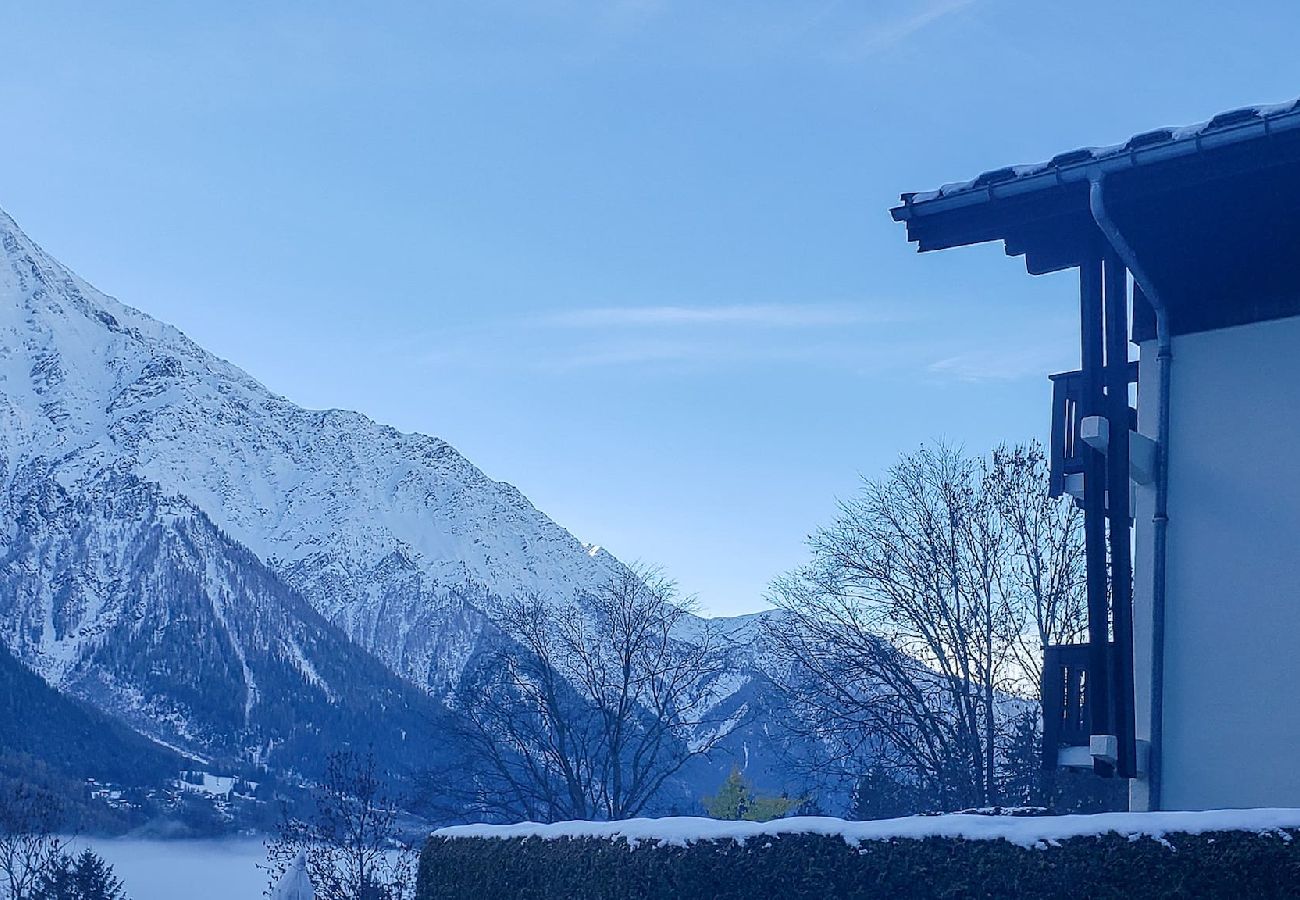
<box><xmin>394</xmin><ymin>300</ymin><xmax>915</xmax><ymax>374</ymax></box>
<box><xmin>842</xmin><ymin>0</ymin><xmax>976</xmax><ymax>59</ymax></box>
<box><xmin>927</xmin><ymin>345</ymin><xmax>1073</xmax><ymax>383</ymax></box>
<box><xmin>542</xmin><ymin>302</ymin><xmax>902</xmax><ymax>329</ymax></box>
<box><xmin>527</xmin><ymin>302</ymin><xmax>912</xmax><ymax>370</ymax></box>
<box><xmin>548</xmin><ymin>335</ymin><xmax>892</xmax><ymax>372</ymax></box>
<box><xmin>393</xmin><ymin>294</ymin><xmax>1074</xmax><ymax>380</ymax></box>
<box><xmin>555</xmin><ymin>338</ymin><xmax>704</xmax><ymax>369</ymax></box>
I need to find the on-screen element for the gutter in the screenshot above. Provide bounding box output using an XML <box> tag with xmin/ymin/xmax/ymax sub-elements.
<box><xmin>1087</xmin><ymin>173</ymin><xmax>1171</xmax><ymax>811</ymax></box>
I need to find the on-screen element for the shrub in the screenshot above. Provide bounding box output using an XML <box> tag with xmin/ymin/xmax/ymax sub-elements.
<box><xmin>418</xmin><ymin>821</ymin><xmax>1300</xmax><ymax>899</ymax></box>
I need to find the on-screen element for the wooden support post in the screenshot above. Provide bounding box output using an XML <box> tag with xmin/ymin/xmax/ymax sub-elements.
<box><xmin>1104</xmin><ymin>251</ymin><xmax>1138</xmax><ymax>778</ymax></box>
<box><xmin>1080</xmin><ymin>255</ymin><xmax>1113</xmax><ymax>778</ymax></box>
<box><xmin>1040</xmin><ymin>647</ymin><xmax>1064</xmax><ymax>771</ymax></box>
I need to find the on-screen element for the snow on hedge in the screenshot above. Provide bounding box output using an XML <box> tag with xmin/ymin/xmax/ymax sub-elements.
<box><xmin>433</xmin><ymin>808</ymin><xmax>1300</xmax><ymax>850</ymax></box>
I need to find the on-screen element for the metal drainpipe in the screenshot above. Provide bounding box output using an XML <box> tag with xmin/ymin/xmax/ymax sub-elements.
<box><xmin>1088</xmin><ymin>172</ymin><xmax>1171</xmax><ymax>811</ymax></box>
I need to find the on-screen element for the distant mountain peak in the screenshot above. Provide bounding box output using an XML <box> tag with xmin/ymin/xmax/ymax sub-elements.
<box><xmin>0</xmin><ymin>204</ymin><xmax>625</xmax><ymax>697</ymax></box>
<box><xmin>0</xmin><ymin>205</ymin><xmax>795</xmax><ymax>802</ymax></box>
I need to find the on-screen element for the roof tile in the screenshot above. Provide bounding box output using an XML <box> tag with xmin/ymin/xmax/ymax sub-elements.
<box><xmin>895</xmin><ymin>96</ymin><xmax>1300</xmax><ymax>214</ymax></box>
<box><xmin>1049</xmin><ymin>148</ymin><xmax>1094</xmax><ymax>167</ymax></box>
<box><xmin>1126</xmin><ymin>128</ymin><xmax>1175</xmax><ymax>151</ymax></box>
<box><xmin>971</xmin><ymin>166</ymin><xmax>1019</xmax><ymax>189</ymax></box>
<box><xmin>1204</xmin><ymin>107</ymin><xmax>1262</xmax><ymax>131</ymax></box>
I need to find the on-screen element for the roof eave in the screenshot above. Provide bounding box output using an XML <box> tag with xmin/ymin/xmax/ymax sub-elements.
<box><xmin>891</xmin><ymin>105</ymin><xmax>1300</xmax><ymax>246</ymax></box>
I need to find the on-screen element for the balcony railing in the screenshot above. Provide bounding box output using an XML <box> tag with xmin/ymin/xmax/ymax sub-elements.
<box><xmin>1048</xmin><ymin>362</ymin><xmax>1138</xmax><ymax>500</ymax></box>
<box><xmin>1040</xmin><ymin>642</ymin><xmax>1116</xmax><ymax>770</ymax></box>
<box><xmin>1047</xmin><ymin>371</ymin><xmax>1085</xmax><ymax>498</ymax></box>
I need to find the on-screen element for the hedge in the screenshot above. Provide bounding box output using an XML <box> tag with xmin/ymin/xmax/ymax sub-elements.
<box><xmin>418</xmin><ymin>816</ymin><xmax>1300</xmax><ymax>899</ymax></box>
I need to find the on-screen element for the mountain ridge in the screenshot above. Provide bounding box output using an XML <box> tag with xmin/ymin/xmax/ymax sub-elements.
<box><xmin>0</xmin><ymin>205</ymin><xmax>630</xmax><ymax>697</ymax></box>
<box><xmin>0</xmin><ymin>462</ymin><xmax>471</xmax><ymax>781</ymax></box>
<box><xmin>0</xmin><ymin>204</ymin><xmax>804</xmax><ymax>808</ymax></box>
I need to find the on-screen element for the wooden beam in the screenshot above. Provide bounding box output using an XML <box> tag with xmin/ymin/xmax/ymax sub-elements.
<box><xmin>1104</xmin><ymin>251</ymin><xmax>1138</xmax><ymax>779</ymax></box>
<box><xmin>1079</xmin><ymin>254</ymin><xmax>1114</xmax><ymax>778</ymax></box>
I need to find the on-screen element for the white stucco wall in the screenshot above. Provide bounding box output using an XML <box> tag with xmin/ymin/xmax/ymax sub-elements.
<box><xmin>1131</xmin><ymin>340</ymin><xmax>1156</xmax><ymax>812</ymax></box>
<box><xmin>1134</xmin><ymin>315</ymin><xmax>1300</xmax><ymax>810</ymax></box>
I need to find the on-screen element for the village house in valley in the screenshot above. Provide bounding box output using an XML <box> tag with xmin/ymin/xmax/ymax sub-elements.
<box><xmin>893</xmin><ymin>98</ymin><xmax>1300</xmax><ymax>812</ymax></box>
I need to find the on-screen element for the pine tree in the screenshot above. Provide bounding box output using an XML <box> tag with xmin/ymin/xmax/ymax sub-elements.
<box><xmin>745</xmin><ymin>793</ymin><xmax>800</xmax><ymax>822</ymax></box>
<box><xmin>998</xmin><ymin>709</ymin><xmax>1045</xmax><ymax>808</ymax></box>
<box><xmin>34</xmin><ymin>849</ymin><xmax>127</xmax><ymax>900</ymax></box>
<box><xmin>702</xmin><ymin>768</ymin><xmax>800</xmax><ymax>822</ymax></box>
<box><xmin>851</xmin><ymin>765</ymin><xmax>929</xmax><ymax>820</ymax></box>
<box><xmin>703</xmin><ymin>768</ymin><xmax>751</xmax><ymax>820</ymax></box>
<box><xmin>73</xmin><ymin>850</ymin><xmax>126</xmax><ymax>900</ymax></box>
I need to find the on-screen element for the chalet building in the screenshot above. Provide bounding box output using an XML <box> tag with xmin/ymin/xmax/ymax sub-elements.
<box><xmin>892</xmin><ymin>98</ymin><xmax>1300</xmax><ymax>812</ymax></box>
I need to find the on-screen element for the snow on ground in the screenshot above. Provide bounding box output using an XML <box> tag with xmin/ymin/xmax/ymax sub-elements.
<box><xmin>178</xmin><ymin>772</ymin><xmax>238</xmax><ymax>797</ymax></box>
<box><xmin>77</xmin><ymin>838</ymin><xmax>267</xmax><ymax>900</ymax></box>
<box><xmin>53</xmin><ymin>809</ymin><xmax>1300</xmax><ymax>897</ymax></box>
<box><xmin>435</xmin><ymin>808</ymin><xmax>1300</xmax><ymax>850</ymax></box>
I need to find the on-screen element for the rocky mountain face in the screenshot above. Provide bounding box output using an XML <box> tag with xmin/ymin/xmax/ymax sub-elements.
<box><xmin>0</xmin><ymin>465</ymin><xmax>465</xmax><ymax>780</ymax></box>
<box><xmin>0</xmin><ymin>206</ymin><xmax>624</xmax><ymax>694</ymax></box>
<box><xmin>0</xmin><ymin>206</ymin><xmax>799</xmax><ymax>801</ymax></box>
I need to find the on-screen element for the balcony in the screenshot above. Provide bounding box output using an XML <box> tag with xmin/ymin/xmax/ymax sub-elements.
<box><xmin>1040</xmin><ymin>642</ymin><xmax>1117</xmax><ymax>770</ymax></box>
<box><xmin>1048</xmin><ymin>363</ymin><xmax>1138</xmax><ymax>500</ymax></box>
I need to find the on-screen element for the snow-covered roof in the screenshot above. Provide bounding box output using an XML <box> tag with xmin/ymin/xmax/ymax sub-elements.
<box><xmin>893</xmin><ymin>97</ymin><xmax>1300</xmax><ymax>217</ymax></box>
<box><xmin>433</xmin><ymin>808</ymin><xmax>1300</xmax><ymax>850</ymax></box>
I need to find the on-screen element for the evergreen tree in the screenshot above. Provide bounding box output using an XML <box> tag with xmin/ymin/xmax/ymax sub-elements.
<box><xmin>745</xmin><ymin>793</ymin><xmax>801</xmax><ymax>822</ymax></box>
<box><xmin>851</xmin><ymin>765</ymin><xmax>930</xmax><ymax>820</ymax></box>
<box><xmin>703</xmin><ymin>768</ymin><xmax>751</xmax><ymax>820</ymax></box>
<box><xmin>998</xmin><ymin>709</ymin><xmax>1045</xmax><ymax>808</ymax></box>
<box><xmin>702</xmin><ymin>768</ymin><xmax>800</xmax><ymax>822</ymax></box>
<box><xmin>34</xmin><ymin>849</ymin><xmax>127</xmax><ymax>900</ymax></box>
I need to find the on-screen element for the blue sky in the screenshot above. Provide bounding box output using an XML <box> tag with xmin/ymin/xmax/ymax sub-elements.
<box><xmin>2</xmin><ymin>1</ymin><xmax>1297</xmax><ymax>616</ymax></box>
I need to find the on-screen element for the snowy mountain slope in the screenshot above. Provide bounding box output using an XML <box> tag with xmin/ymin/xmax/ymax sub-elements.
<box><xmin>0</xmin><ymin>463</ymin><xmax>468</xmax><ymax>779</ymax></box>
<box><xmin>0</xmin><ymin>206</ymin><xmax>624</xmax><ymax>694</ymax></box>
<box><xmin>0</xmin><ymin>204</ymin><xmax>813</xmax><ymax>802</ymax></box>
<box><xmin>0</xmin><ymin>635</ymin><xmax>183</xmax><ymax>788</ymax></box>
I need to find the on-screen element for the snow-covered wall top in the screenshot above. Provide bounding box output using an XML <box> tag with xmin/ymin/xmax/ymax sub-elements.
<box><xmin>432</xmin><ymin>809</ymin><xmax>1300</xmax><ymax>850</ymax></box>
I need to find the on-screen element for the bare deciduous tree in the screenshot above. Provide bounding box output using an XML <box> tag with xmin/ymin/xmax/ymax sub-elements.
<box><xmin>0</xmin><ymin>783</ymin><xmax>67</xmax><ymax>900</ymax></box>
<box><xmin>265</xmin><ymin>750</ymin><xmax>415</xmax><ymax>900</ymax></box>
<box><xmin>766</xmin><ymin>442</ymin><xmax>1085</xmax><ymax>811</ymax></box>
<box><xmin>987</xmin><ymin>442</ymin><xmax>1087</xmax><ymax>696</ymax></box>
<box><xmin>454</xmin><ymin>565</ymin><xmax>731</xmax><ymax>822</ymax></box>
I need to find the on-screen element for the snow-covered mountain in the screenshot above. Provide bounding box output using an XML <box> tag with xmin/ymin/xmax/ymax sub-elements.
<box><xmin>0</xmin><ymin>205</ymin><xmax>806</xmax><ymax>795</ymax></box>
<box><xmin>0</xmin><ymin>464</ymin><xmax>468</xmax><ymax>779</ymax></box>
<box><xmin>0</xmin><ymin>206</ymin><xmax>627</xmax><ymax>696</ymax></box>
